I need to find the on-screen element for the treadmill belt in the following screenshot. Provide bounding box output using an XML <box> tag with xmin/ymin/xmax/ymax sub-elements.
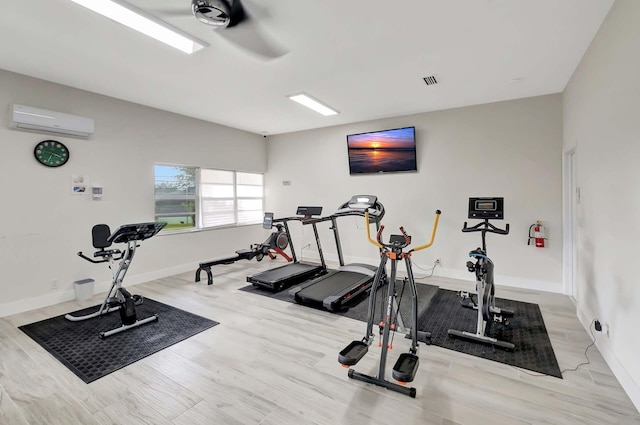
<box><xmin>252</xmin><ymin>262</ymin><xmax>319</xmax><ymax>284</ymax></box>
<box><xmin>298</xmin><ymin>271</ymin><xmax>368</xmax><ymax>300</ymax></box>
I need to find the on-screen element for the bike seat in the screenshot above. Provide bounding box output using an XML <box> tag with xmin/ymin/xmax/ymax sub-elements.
<box><xmin>469</xmin><ymin>247</ymin><xmax>486</xmax><ymax>257</ymax></box>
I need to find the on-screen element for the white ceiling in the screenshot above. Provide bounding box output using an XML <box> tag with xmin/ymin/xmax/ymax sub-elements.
<box><xmin>0</xmin><ymin>0</ymin><xmax>613</xmax><ymax>135</ymax></box>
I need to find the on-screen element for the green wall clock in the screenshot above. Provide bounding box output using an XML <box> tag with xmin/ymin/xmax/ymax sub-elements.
<box><xmin>34</xmin><ymin>140</ymin><xmax>70</xmax><ymax>167</ymax></box>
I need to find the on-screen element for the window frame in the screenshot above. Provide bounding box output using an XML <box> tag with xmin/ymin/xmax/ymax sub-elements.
<box><xmin>154</xmin><ymin>163</ymin><xmax>264</xmax><ymax>234</ymax></box>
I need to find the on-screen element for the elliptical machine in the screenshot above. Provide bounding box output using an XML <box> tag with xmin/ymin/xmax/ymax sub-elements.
<box><xmin>66</xmin><ymin>222</ymin><xmax>166</xmax><ymax>339</ymax></box>
<box><xmin>338</xmin><ymin>209</ymin><xmax>441</xmax><ymax>398</ymax></box>
<box><xmin>447</xmin><ymin>197</ymin><xmax>514</xmax><ymax>350</ymax></box>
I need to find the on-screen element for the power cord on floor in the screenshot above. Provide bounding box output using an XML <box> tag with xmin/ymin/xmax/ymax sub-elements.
<box><xmin>512</xmin><ymin>318</ymin><xmax>596</xmax><ymax>377</ymax></box>
<box><xmin>559</xmin><ymin>318</ymin><xmax>596</xmax><ymax>373</ymax></box>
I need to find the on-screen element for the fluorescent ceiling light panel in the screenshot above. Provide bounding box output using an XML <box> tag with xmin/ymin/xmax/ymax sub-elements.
<box><xmin>288</xmin><ymin>94</ymin><xmax>339</xmax><ymax>116</ymax></box>
<box><xmin>68</xmin><ymin>0</ymin><xmax>207</xmax><ymax>54</ymax></box>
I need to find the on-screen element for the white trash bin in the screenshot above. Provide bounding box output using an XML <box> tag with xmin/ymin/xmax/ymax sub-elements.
<box><xmin>73</xmin><ymin>278</ymin><xmax>95</xmax><ymax>301</ymax></box>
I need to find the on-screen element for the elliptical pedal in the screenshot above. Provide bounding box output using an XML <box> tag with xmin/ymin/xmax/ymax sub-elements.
<box><xmin>338</xmin><ymin>340</ymin><xmax>368</xmax><ymax>367</ymax></box>
<box><xmin>392</xmin><ymin>353</ymin><xmax>420</xmax><ymax>383</ymax></box>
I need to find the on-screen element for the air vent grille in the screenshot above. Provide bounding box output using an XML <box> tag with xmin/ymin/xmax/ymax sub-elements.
<box><xmin>423</xmin><ymin>76</ymin><xmax>438</xmax><ymax>86</ymax></box>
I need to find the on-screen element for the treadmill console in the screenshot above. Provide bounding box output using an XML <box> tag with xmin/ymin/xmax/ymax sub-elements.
<box><xmin>334</xmin><ymin>195</ymin><xmax>385</xmax><ymax>222</ymax></box>
<box><xmin>468</xmin><ymin>197</ymin><xmax>504</xmax><ymax>220</ymax></box>
<box><xmin>296</xmin><ymin>206</ymin><xmax>323</xmax><ymax>219</ymax></box>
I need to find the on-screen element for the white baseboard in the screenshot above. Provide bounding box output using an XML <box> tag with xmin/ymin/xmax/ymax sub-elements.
<box><xmin>305</xmin><ymin>252</ymin><xmax>562</xmax><ymax>293</ymax></box>
<box><xmin>0</xmin><ymin>263</ymin><xmax>197</xmax><ymax>318</ymax></box>
<box><xmin>435</xmin><ymin>266</ymin><xmax>562</xmax><ymax>293</ymax></box>
<box><xmin>576</xmin><ymin>305</ymin><xmax>640</xmax><ymax>412</ymax></box>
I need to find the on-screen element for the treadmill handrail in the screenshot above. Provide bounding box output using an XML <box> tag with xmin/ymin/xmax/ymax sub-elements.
<box><xmin>273</xmin><ymin>216</ymin><xmax>310</xmax><ymax>223</ymax></box>
<box><xmin>364</xmin><ymin>210</ymin><xmax>441</xmax><ymax>252</ymax></box>
<box><xmin>299</xmin><ymin>215</ymin><xmax>336</xmax><ymax>225</ymax></box>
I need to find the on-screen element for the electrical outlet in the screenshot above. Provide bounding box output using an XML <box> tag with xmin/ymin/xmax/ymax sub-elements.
<box><xmin>595</xmin><ymin>320</ymin><xmax>602</xmax><ymax>332</ymax></box>
<box><xmin>434</xmin><ymin>258</ymin><xmax>441</xmax><ymax>266</ymax></box>
<box><xmin>51</xmin><ymin>279</ymin><xmax>59</xmax><ymax>290</ymax></box>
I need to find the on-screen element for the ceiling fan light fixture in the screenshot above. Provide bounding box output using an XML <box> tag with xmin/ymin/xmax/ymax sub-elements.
<box><xmin>68</xmin><ymin>0</ymin><xmax>207</xmax><ymax>54</ymax></box>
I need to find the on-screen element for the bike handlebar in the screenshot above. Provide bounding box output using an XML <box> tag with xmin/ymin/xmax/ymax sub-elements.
<box><xmin>77</xmin><ymin>249</ymin><xmax>123</xmax><ymax>264</ymax></box>
<box><xmin>462</xmin><ymin>220</ymin><xmax>509</xmax><ymax>235</ymax></box>
<box><xmin>77</xmin><ymin>251</ymin><xmax>108</xmax><ymax>264</ymax></box>
<box><xmin>365</xmin><ymin>210</ymin><xmax>441</xmax><ymax>251</ymax></box>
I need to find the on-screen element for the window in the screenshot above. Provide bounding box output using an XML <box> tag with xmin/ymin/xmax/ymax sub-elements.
<box><xmin>154</xmin><ymin>165</ymin><xmax>197</xmax><ymax>230</ymax></box>
<box><xmin>154</xmin><ymin>165</ymin><xmax>263</xmax><ymax>231</ymax></box>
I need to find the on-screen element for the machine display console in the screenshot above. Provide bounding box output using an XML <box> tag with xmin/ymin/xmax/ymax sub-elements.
<box><xmin>468</xmin><ymin>197</ymin><xmax>504</xmax><ymax>220</ymax></box>
<box><xmin>107</xmin><ymin>222</ymin><xmax>167</xmax><ymax>243</ymax></box>
<box><xmin>334</xmin><ymin>195</ymin><xmax>384</xmax><ymax>221</ymax></box>
<box><xmin>263</xmin><ymin>212</ymin><xmax>274</xmax><ymax>229</ymax></box>
<box><xmin>296</xmin><ymin>206</ymin><xmax>323</xmax><ymax>218</ymax></box>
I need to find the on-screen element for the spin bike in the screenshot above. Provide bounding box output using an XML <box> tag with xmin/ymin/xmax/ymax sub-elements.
<box><xmin>338</xmin><ymin>209</ymin><xmax>441</xmax><ymax>398</ymax></box>
<box><xmin>195</xmin><ymin>212</ymin><xmax>292</xmax><ymax>285</ymax></box>
<box><xmin>448</xmin><ymin>197</ymin><xmax>514</xmax><ymax>350</ymax></box>
<box><xmin>66</xmin><ymin>222</ymin><xmax>166</xmax><ymax>339</ymax></box>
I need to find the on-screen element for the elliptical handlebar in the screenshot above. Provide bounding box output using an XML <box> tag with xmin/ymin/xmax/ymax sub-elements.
<box><xmin>366</xmin><ymin>214</ymin><xmax>383</xmax><ymax>248</ymax></box>
<box><xmin>412</xmin><ymin>210</ymin><xmax>441</xmax><ymax>252</ymax></box>
<box><xmin>365</xmin><ymin>210</ymin><xmax>441</xmax><ymax>252</ymax></box>
<box><xmin>462</xmin><ymin>220</ymin><xmax>509</xmax><ymax>235</ymax></box>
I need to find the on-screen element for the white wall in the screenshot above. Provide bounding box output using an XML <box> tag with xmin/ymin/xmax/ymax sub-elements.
<box><xmin>265</xmin><ymin>95</ymin><xmax>563</xmax><ymax>292</ymax></box>
<box><xmin>563</xmin><ymin>0</ymin><xmax>640</xmax><ymax>410</ymax></box>
<box><xmin>0</xmin><ymin>69</ymin><xmax>267</xmax><ymax>316</ymax></box>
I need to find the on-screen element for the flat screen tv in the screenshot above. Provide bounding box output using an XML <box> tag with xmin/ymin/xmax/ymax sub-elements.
<box><xmin>347</xmin><ymin>126</ymin><xmax>417</xmax><ymax>175</ymax></box>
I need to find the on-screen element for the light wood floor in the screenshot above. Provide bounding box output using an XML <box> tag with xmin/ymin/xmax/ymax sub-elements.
<box><xmin>2</xmin><ymin>259</ymin><xmax>639</xmax><ymax>425</ymax></box>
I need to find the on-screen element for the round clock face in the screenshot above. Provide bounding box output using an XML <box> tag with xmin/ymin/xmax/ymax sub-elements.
<box><xmin>34</xmin><ymin>140</ymin><xmax>69</xmax><ymax>167</ymax></box>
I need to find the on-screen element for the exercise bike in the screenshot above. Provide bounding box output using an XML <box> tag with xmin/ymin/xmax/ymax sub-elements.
<box><xmin>338</xmin><ymin>209</ymin><xmax>441</xmax><ymax>398</ymax></box>
<box><xmin>65</xmin><ymin>222</ymin><xmax>166</xmax><ymax>339</ymax></box>
<box><xmin>195</xmin><ymin>212</ymin><xmax>292</xmax><ymax>285</ymax></box>
<box><xmin>447</xmin><ymin>197</ymin><xmax>515</xmax><ymax>350</ymax></box>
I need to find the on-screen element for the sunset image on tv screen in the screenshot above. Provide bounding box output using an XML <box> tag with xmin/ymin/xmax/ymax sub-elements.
<box><xmin>347</xmin><ymin>127</ymin><xmax>416</xmax><ymax>174</ymax></box>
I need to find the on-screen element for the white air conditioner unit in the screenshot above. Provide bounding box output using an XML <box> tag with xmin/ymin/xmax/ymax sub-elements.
<box><xmin>11</xmin><ymin>104</ymin><xmax>95</xmax><ymax>138</ymax></box>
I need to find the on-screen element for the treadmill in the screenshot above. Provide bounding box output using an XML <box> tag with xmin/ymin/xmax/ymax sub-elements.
<box><xmin>246</xmin><ymin>206</ymin><xmax>327</xmax><ymax>292</ymax></box>
<box><xmin>289</xmin><ymin>195</ymin><xmax>385</xmax><ymax>311</ymax></box>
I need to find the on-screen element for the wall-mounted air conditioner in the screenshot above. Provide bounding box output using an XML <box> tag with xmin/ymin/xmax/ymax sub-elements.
<box><xmin>11</xmin><ymin>104</ymin><xmax>95</xmax><ymax>138</ymax></box>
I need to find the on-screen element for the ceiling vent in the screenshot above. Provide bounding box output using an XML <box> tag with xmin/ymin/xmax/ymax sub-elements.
<box><xmin>423</xmin><ymin>76</ymin><xmax>438</xmax><ymax>86</ymax></box>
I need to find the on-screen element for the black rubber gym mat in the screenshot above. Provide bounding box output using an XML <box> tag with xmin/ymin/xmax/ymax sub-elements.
<box><xmin>241</xmin><ymin>283</ymin><xmax>562</xmax><ymax>378</ymax></box>
<box><xmin>19</xmin><ymin>299</ymin><xmax>219</xmax><ymax>383</ymax></box>
<box><xmin>421</xmin><ymin>289</ymin><xmax>562</xmax><ymax>378</ymax></box>
<box><xmin>239</xmin><ymin>280</ymin><xmax>440</xmax><ymax>325</ymax></box>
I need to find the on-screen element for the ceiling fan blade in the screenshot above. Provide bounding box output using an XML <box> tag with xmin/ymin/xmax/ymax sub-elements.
<box><xmin>217</xmin><ymin>17</ymin><xmax>288</xmax><ymax>59</ymax></box>
<box><xmin>239</xmin><ymin>0</ymin><xmax>270</xmax><ymax>21</ymax></box>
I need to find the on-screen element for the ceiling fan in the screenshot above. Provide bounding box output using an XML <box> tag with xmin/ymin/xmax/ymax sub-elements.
<box><xmin>159</xmin><ymin>0</ymin><xmax>287</xmax><ymax>59</ymax></box>
<box><xmin>191</xmin><ymin>0</ymin><xmax>244</xmax><ymax>28</ymax></box>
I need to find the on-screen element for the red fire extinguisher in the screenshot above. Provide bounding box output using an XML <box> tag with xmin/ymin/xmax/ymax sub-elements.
<box><xmin>528</xmin><ymin>221</ymin><xmax>546</xmax><ymax>248</ymax></box>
